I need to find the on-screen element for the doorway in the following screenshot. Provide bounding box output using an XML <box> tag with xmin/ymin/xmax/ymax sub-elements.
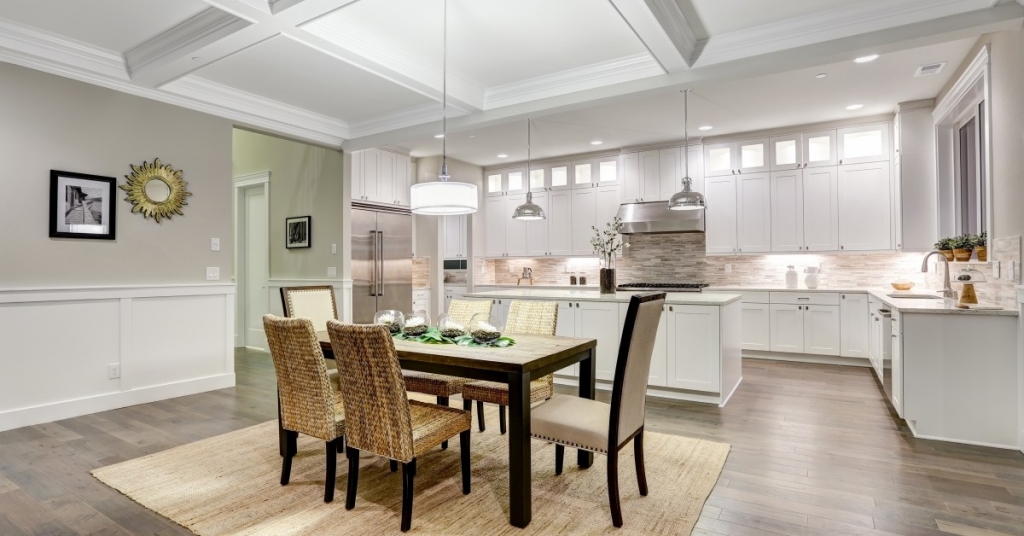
<box><xmin>234</xmin><ymin>172</ymin><xmax>270</xmax><ymax>350</ymax></box>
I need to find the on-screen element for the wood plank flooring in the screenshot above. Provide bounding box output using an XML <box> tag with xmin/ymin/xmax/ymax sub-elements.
<box><xmin>1</xmin><ymin>351</ymin><xmax>1023</xmax><ymax>535</ymax></box>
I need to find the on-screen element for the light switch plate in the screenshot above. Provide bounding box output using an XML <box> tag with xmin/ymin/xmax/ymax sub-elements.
<box><xmin>211</xmin><ymin>238</ymin><xmax>220</xmax><ymax>251</ymax></box>
<box><xmin>331</xmin><ymin>243</ymin><xmax>337</xmax><ymax>255</ymax></box>
<box><xmin>206</xmin><ymin>267</ymin><xmax>220</xmax><ymax>280</ymax></box>
<box><xmin>327</xmin><ymin>267</ymin><xmax>337</xmax><ymax>278</ymax></box>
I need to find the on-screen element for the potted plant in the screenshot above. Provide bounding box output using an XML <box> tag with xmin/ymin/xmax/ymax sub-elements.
<box><xmin>591</xmin><ymin>217</ymin><xmax>625</xmax><ymax>294</ymax></box>
<box><xmin>974</xmin><ymin>232</ymin><xmax>988</xmax><ymax>262</ymax></box>
<box><xmin>950</xmin><ymin>234</ymin><xmax>974</xmax><ymax>262</ymax></box>
<box><xmin>934</xmin><ymin>237</ymin><xmax>955</xmax><ymax>262</ymax></box>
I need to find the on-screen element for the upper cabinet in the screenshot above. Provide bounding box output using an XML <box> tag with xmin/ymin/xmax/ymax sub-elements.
<box><xmin>351</xmin><ymin>148</ymin><xmax>412</xmax><ymax>207</ymax></box>
<box><xmin>528</xmin><ymin>162</ymin><xmax>571</xmax><ymax>192</ymax></box>
<box><xmin>770</xmin><ymin>135</ymin><xmax>801</xmax><ymax>171</ymax></box>
<box><xmin>838</xmin><ymin>123</ymin><xmax>890</xmax><ymax>166</ymax></box>
<box><xmin>838</xmin><ymin>161</ymin><xmax>892</xmax><ymax>251</ymax></box>
<box><xmin>704</xmin><ymin>139</ymin><xmax>769</xmax><ymax>177</ymax></box>
<box><xmin>443</xmin><ymin>215</ymin><xmax>467</xmax><ymax>259</ymax></box>
<box><xmin>803</xmin><ymin>130</ymin><xmax>838</xmax><ymax>168</ymax></box>
<box><xmin>486</xmin><ymin>168</ymin><xmax>527</xmax><ymax>197</ymax></box>
<box><xmin>572</xmin><ymin>157</ymin><xmax>619</xmax><ymax>189</ymax></box>
<box><xmin>621</xmin><ymin>146</ymin><xmax>704</xmax><ymax>204</ymax></box>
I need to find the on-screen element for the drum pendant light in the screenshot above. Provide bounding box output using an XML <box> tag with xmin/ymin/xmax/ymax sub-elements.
<box><xmin>512</xmin><ymin>118</ymin><xmax>545</xmax><ymax>221</ymax></box>
<box><xmin>410</xmin><ymin>0</ymin><xmax>478</xmax><ymax>215</ymax></box>
<box><xmin>668</xmin><ymin>89</ymin><xmax>706</xmax><ymax>211</ymax></box>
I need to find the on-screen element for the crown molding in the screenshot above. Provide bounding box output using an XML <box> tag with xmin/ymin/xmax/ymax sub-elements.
<box><xmin>347</xmin><ymin>102</ymin><xmax>451</xmax><ymax>139</ymax></box>
<box><xmin>483</xmin><ymin>53</ymin><xmax>663</xmax><ymax>110</ymax></box>
<box><xmin>645</xmin><ymin>0</ymin><xmax>700</xmax><ymax>67</ymax></box>
<box><xmin>933</xmin><ymin>45</ymin><xmax>989</xmax><ymax>122</ymax></box>
<box><xmin>125</xmin><ymin>8</ymin><xmax>250</xmax><ymax>78</ymax></box>
<box><xmin>233</xmin><ymin>171</ymin><xmax>270</xmax><ymax>187</ymax></box>
<box><xmin>0</xmin><ymin>17</ymin><xmax>127</xmax><ymax>79</ymax></box>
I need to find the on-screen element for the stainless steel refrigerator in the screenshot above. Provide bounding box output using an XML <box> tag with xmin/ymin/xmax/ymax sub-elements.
<box><xmin>351</xmin><ymin>205</ymin><xmax>412</xmax><ymax>323</ymax></box>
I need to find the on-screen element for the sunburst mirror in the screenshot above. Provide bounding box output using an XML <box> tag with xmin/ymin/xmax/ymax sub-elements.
<box><xmin>121</xmin><ymin>159</ymin><xmax>192</xmax><ymax>223</ymax></box>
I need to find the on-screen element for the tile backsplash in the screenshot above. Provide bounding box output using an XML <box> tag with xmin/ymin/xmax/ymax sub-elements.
<box><xmin>413</xmin><ymin>257</ymin><xmax>430</xmax><ymax>289</ymax></box>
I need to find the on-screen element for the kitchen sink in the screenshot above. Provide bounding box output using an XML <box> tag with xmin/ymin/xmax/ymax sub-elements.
<box><xmin>887</xmin><ymin>293</ymin><xmax>941</xmax><ymax>299</ymax></box>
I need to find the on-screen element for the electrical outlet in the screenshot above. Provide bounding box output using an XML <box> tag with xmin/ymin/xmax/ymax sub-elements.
<box><xmin>206</xmin><ymin>267</ymin><xmax>220</xmax><ymax>280</ymax></box>
<box><xmin>108</xmin><ymin>364</ymin><xmax>120</xmax><ymax>379</ymax></box>
<box><xmin>331</xmin><ymin>243</ymin><xmax>337</xmax><ymax>255</ymax></box>
<box><xmin>725</xmin><ymin>264</ymin><xmax>732</xmax><ymax>273</ymax></box>
<box><xmin>993</xmin><ymin>261</ymin><xmax>1001</xmax><ymax>279</ymax></box>
<box><xmin>1010</xmin><ymin>261</ymin><xmax>1017</xmax><ymax>282</ymax></box>
<box><xmin>211</xmin><ymin>238</ymin><xmax>220</xmax><ymax>251</ymax></box>
<box><xmin>327</xmin><ymin>267</ymin><xmax>337</xmax><ymax>278</ymax></box>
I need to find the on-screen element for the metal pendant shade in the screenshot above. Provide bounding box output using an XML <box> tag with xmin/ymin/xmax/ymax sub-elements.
<box><xmin>410</xmin><ymin>0</ymin><xmax>478</xmax><ymax>215</ymax></box>
<box><xmin>512</xmin><ymin>118</ymin><xmax>546</xmax><ymax>221</ymax></box>
<box><xmin>668</xmin><ymin>89</ymin><xmax>706</xmax><ymax>211</ymax></box>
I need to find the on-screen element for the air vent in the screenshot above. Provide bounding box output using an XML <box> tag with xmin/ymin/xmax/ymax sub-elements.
<box><xmin>914</xmin><ymin>62</ymin><xmax>946</xmax><ymax>77</ymax></box>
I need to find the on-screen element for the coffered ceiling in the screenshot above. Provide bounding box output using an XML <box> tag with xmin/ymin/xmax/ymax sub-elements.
<box><xmin>0</xmin><ymin>0</ymin><xmax>1021</xmax><ymax>153</ymax></box>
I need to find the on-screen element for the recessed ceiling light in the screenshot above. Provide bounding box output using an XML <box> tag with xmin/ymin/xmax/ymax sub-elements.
<box><xmin>590</xmin><ymin>140</ymin><xmax>603</xmax><ymax>145</ymax></box>
<box><xmin>468</xmin><ymin>134</ymin><xmax>476</xmax><ymax>138</ymax></box>
<box><xmin>434</xmin><ymin>134</ymin><xmax>444</xmax><ymax>138</ymax></box>
<box><xmin>496</xmin><ymin>153</ymin><xmax>508</xmax><ymax>158</ymax></box>
<box><xmin>846</xmin><ymin>104</ymin><xmax>864</xmax><ymax>110</ymax></box>
<box><xmin>698</xmin><ymin>126</ymin><xmax>713</xmax><ymax>131</ymax></box>
<box><xmin>854</xmin><ymin>54</ymin><xmax>879</xmax><ymax>63</ymax></box>
<box><xmin>815</xmin><ymin>73</ymin><xmax>827</xmax><ymax>79</ymax></box>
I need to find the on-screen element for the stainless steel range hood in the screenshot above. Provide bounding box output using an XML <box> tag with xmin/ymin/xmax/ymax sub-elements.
<box><xmin>616</xmin><ymin>201</ymin><xmax>705</xmax><ymax>234</ymax></box>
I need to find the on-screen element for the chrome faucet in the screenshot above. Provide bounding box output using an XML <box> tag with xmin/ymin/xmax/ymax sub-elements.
<box><xmin>921</xmin><ymin>251</ymin><xmax>958</xmax><ymax>301</ymax></box>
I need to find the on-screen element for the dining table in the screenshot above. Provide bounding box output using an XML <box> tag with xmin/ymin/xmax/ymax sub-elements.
<box><xmin>307</xmin><ymin>331</ymin><xmax>598</xmax><ymax>529</ymax></box>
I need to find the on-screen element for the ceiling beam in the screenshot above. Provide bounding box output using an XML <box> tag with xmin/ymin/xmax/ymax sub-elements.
<box><xmin>609</xmin><ymin>0</ymin><xmax>700</xmax><ymax>71</ymax></box>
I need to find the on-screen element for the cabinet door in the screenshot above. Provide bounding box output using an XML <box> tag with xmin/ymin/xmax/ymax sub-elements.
<box><xmin>684</xmin><ymin>144</ymin><xmax>704</xmax><ymax>196</ymax></box>
<box><xmin>486</xmin><ymin>172</ymin><xmax>504</xmax><ymax>197</ymax></box>
<box><xmin>548</xmin><ymin>164</ymin><xmax>571</xmax><ymax>191</ymax></box>
<box><xmin>484</xmin><ymin>196</ymin><xmax>506</xmax><ymax>257</ymax></box>
<box><xmin>547</xmin><ymin>190</ymin><xmax>573</xmax><ymax>256</ymax></box>
<box><xmin>802</xmin><ymin>167</ymin><xmax>839</xmax><ymax>251</ymax></box>
<box><xmin>891</xmin><ymin>328</ymin><xmax>903</xmax><ymax>417</ymax></box>
<box><xmin>770</xmin><ymin>169</ymin><xmax>804</xmax><ymax>252</ymax></box>
<box><xmin>869</xmin><ymin>310</ymin><xmax>882</xmax><ymax>377</ymax></box>
<box><xmin>666</xmin><ymin>305</ymin><xmax>721</xmax><ymax>392</ymax></box>
<box><xmin>658</xmin><ymin>147</ymin><xmax>681</xmax><ymax>201</ymax></box>
<box><xmin>621</xmin><ymin>152</ymin><xmax>642</xmax><ymax>203</ymax></box>
<box><xmin>770</xmin><ymin>304</ymin><xmax>803</xmax><ymax>353</ymax></box>
<box><xmin>802</xmin><ymin>130</ymin><xmax>837</xmax><ymax>168</ymax></box>
<box><xmin>596</xmin><ymin>158</ymin><xmax>619</xmax><ymax>187</ymax></box>
<box><xmin>443</xmin><ymin>215</ymin><xmax>462</xmax><ymax>259</ymax></box>
<box><xmin>741</xmin><ymin>302</ymin><xmax>770</xmax><ymax>351</ymax></box>
<box><xmin>351</xmin><ymin>150</ymin><xmax>365</xmax><ymax>200</ymax></box>
<box><xmin>505</xmin><ymin>194</ymin><xmax>528</xmax><ymax>256</ymax></box>
<box><xmin>575</xmin><ymin>301</ymin><xmax>620</xmax><ymax>381</ymax></box>
<box><xmin>840</xmin><ymin>293</ymin><xmax>870</xmax><ymax>358</ymax></box>
<box><xmin>838</xmin><ymin>123</ymin><xmax>889</xmax><ymax>165</ymax></box>
<box><xmin>505</xmin><ymin>169</ymin><xmax>526</xmax><ymax>196</ymax></box>
<box><xmin>361</xmin><ymin>148</ymin><xmax>380</xmax><ymax>201</ymax></box>
<box><xmin>637</xmin><ymin>150</ymin><xmax>660</xmax><ymax>203</ymax></box>
<box><xmin>704</xmin><ymin>143</ymin><xmax>734</xmax><ymax>177</ymax></box>
<box><xmin>736</xmin><ymin>172</ymin><xmax>771</xmax><ymax>253</ymax></box>
<box><xmin>595</xmin><ymin>185</ymin><xmax>621</xmax><ymax>231</ymax></box>
<box><xmin>737</xmin><ymin>139</ymin><xmax>769</xmax><ymax>173</ymax></box>
<box><xmin>572</xmin><ymin>161</ymin><xmax>594</xmax><ymax>189</ymax></box>
<box><xmin>376</xmin><ymin>150</ymin><xmax>397</xmax><ymax>204</ymax></box>
<box><xmin>570</xmin><ymin>188</ymin><xmax>596</xmax><ymax>256</ymax></box>
<box><xmin>617</xmin><ymin>302</ymin><xmax>668</xmax><ymax>387</ymax></box>
<box><xmin>525</xmin><ymin>192</ymin><xmax>549</xmax><ymax>257</ymax></box>
<box><xmin>555</xmin><ymin>301</ymin><xmax>577</xmax><ymax>377</ymax></box>
<box><xmin>395</xmin><ymin>154</ymin><xmax>410</xmax><ymax>206</ymax></box>
<box><xmin>705</xmin><ymin>176</ymin><xmax>738</xmax><ymax>254</ymax></box>
<box><xmin>529</xmin><ymin>167</ymin><xmax>545</xmax><ymax>192</ymax></box>
<box><xmin>770</xmin><ymin>135</ymin><xmax>801</xmax><ymax>171</ymax></box>
<box><xmin>838</xmin><ymin>162</ymin><xmax>892</xmax><ymax>251</ymax></box>
<box><xmin>804</xmin><ymin>305</ymin><xmax>840</xmax><ymax>356</ymax></box>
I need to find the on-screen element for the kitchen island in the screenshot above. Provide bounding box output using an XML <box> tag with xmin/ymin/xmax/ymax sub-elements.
<box><xmin>466</xmin><ymin>289</ymin><xmax>743</xmax><ymax>406</ymax></box>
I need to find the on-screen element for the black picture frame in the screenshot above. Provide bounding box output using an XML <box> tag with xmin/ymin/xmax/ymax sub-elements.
<box><xmin>49</xmin><ymin>170</ymin><xmax>117</xmax><ymax>240</ymax></box>
<box><xmin>285</xmin><ymin>216</ymin><xmax>312</xmax><ymax>249</ymax></box>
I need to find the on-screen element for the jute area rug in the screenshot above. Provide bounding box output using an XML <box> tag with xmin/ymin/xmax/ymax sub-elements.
<box><xmin>93</xmin><ymin>403</ymin><xmax>729</xmax><ymax>535</ymax></box>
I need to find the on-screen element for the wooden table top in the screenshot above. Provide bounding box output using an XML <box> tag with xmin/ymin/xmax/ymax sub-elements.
<box><xmin>317</xmin><ymin>331</ymin><xmax>596</xmax><ymax>375</ymax></box>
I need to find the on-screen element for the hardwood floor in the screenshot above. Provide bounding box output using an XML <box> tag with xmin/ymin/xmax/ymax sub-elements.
<box><xmin>1</xmin><ymin>351</ymin><xmax>1023</xmax><ymax>535</ymax></box>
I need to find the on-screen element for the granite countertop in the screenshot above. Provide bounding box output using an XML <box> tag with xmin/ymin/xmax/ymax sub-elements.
<box><xmin>706</xmin><ymin>286</ymin><xmax>1018</xmax><ymax>316</ymax></box>
<box><xmin>466</xmin><ymin>288</ymin><xmax>742</xmax><ymax>306</ymax></box>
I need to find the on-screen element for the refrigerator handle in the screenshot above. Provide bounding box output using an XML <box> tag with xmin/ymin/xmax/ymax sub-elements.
<box><xmin>378</xmin><ymin>231</ymin><xmax>385</xmax><ymax>297</ymax></box>
<box><xmin>370</xmin><ymin>230</ymin><xmax>378</xmax><ymax>296</ymax></box>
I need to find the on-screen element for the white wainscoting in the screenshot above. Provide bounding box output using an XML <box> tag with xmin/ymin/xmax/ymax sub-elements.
<box><xmin>0</xmin><ymin>284</ymin><xmax>236</xmax><ymax>433</ymax></box>
<box><xmin>250</xmin><ymin>279</ymin><xmax>353</xmax><ymax>350</ymax></box>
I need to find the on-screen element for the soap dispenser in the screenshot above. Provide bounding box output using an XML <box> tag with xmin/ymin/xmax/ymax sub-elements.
<box><xmin>785</xmin><ymin>265</ymin><xmax>798</xmax><ymax>289</ymax></box>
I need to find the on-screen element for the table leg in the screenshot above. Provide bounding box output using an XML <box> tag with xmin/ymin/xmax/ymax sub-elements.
<box><xmin>578</xmin><ymin>349</ymin><xmax>596</xmax><ymax>469</ymax></box>
<box><xmin>507</xmin><ymin>372</ymin><xmax>532</xmax><ymax>528</ymax></box>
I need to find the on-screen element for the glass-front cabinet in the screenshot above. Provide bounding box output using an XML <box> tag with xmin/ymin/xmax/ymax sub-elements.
<box><xmin>838</xmin><ymin>123</ymin><xmax>890</xmax><ymax>165</ymax></box>
<box><xmin>571</xmin><ymin>157</ymin><xmax>619</xmax><ymax>188</ymax></box>
<box><xmin>485</xmin><ymin>168</ymin><xmax>527</xmax><ymax>197</ymax></box>
<box><xmin>704</xmin><ymin>139</ymin><xmax>769</xmax><ymax>177</ymax></box>
<box><xmin>770</xmin><ymin>135</ymin><xmax>801</xmax><ymax>171</ymax></box>
<box><xmin>803</xmin><ymin>130</ymin><xmax>838</xmax><ymax>168</ymax></box>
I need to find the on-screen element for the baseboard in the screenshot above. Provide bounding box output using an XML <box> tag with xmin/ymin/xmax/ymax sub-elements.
<box><xmin>0</xmin><ymin>373</ymin><xmax>236</xmax><ymax>433</ymax></box>
<box><xmin>906</xmin><ymin>420</ymin><xmax>1019</xmax><ymax>450</ymax></box>
<box><xmin>552</xmin><ymin>377</ymin><xmax>723</xmax><ymax>405</ymax></box>
<box><xmin>719</xmin><ymin>377</ymin><xmax>743</xmax><ymax>407</ymax></box>
<box><xmin>744</xmin><ymin>351</ymin><xmax>871</xmax><ymax>367</ymax></box>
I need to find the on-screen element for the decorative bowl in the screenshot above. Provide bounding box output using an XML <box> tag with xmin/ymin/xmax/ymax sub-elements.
<box><xmin>468</xmin><ymin>313</ymin><xmax>501</xmax><ymax>345</ymax></box>
<box><xmin>403</xmin><ymin>311</ymin><xmax>430</xmax><ymax>337</ymax></box>
<box><xmin>890</xmin><ymin>282</ymin><xmax>915</xmax><ymax>291</ymax></box>
<box><xmin>373</xmin><ymin>310</ymin><xmax>405</xmax><ymax>335</ymax></box>
<box><xmin>436</xmin><ymin>314</ymin><xmax>467</xmax><ymax>339</ymax></box>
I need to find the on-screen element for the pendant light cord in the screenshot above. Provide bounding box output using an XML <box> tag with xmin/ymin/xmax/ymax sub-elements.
<box><xmin>526</xmin><ymin>118</ymin><xmax>532</xmax><ymax>197</ymax></box>
<box><xmin>440</xmin><ymin>0</ymin><xmax>449</xmax><ymax>181</ymax></box>
<box><xmin>683</xmin><ymin>89</ymin><xmax>690</xmax><ymax>188</ymax></box>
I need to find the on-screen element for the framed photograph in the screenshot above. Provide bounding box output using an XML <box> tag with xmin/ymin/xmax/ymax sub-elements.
<box><xmin>285</xmin><ymin>216</ymin><xmax>311</xmax><ymax>249</ymax></box>
<box><xmin>49</xmin><ymin>170</ymin><xmax>117</xmax><ymax>240</ymax></box>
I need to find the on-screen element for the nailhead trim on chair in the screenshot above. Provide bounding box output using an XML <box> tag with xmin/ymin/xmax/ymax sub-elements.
<box><xmin>531</xmin><ymin>433</ymin><xmax>607</xmax><ymax>454</ymax></box>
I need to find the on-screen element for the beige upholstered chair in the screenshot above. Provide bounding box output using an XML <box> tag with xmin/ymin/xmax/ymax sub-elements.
<box><xmin>327</xmin><ymin>321</ymin><xmax>472</xmax><ymax>532</ymax></box>
<box><xmin>280</xmin><ymin>286</ymin><xmax>341</xmax><ymax>392</ymax></box>
<box><xmin>402</xmin><ymin>298</ymin><xmax>492</xmax><ymax>448</ymax></box>
<box><xmin>461</xmin><ymin>300</ymin><xmax>557</xmax><ymax>434</ymax></box>
<box><xmin>263</xmin><ymin>315</ymin><xmax>346</xmax><ymax>503</ymax></box>
<box><xmin>530</xmin><ymin>293</ymin><xmax>665</xmax><ymax>528</ymax></box>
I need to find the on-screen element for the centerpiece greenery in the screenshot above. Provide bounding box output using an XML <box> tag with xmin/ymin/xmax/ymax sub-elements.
<box><xmin>394</xmin><ymin>327</ymin><xmax>515</xmax><ymax>347</ymax></box>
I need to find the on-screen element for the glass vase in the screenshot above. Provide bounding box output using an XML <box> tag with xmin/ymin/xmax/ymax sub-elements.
<box><xmin>599</xmin><ymin>255</ymin><xmax>616</xmax><ymax>294</ymax></box>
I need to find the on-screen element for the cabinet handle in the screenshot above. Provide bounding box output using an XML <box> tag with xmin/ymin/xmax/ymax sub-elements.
<box><xmin>669</xmin><ymin>306</ymin><xmax>674</xmax><ymax>312</ymax></box>
<box><xmin>839</xmin><ymin>159</ymin><xmax>843</xmax><ymax>165</ymax></box>
<box><xmin>840</xmin><ymin>246</ymin><xmax>844</xmax><ymax>250</ymax></box>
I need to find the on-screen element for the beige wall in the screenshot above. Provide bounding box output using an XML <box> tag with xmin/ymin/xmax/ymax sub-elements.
<box><xmin>232</xmin><ymin>129</ymin><xmax>345</xmax><ymax>280</ymax></box>
<box><xmin>0</xmin><ymin>63</ymin><xmax>233</xmax><ymax>287</ymax></box>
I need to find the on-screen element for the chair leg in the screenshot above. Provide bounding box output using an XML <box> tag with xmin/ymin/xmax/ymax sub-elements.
<box><xmin>555</xmin><ymin>444</ymin><xmax>564</xmax><ymax>475</ymax></box>
<box><xmin>634</xmin><ymin>430</ymin><xmax>648</xmax><ymax>496</ymax></box>
<box><xmin>390</xmin><ymin>460</ymin><xmax>399</xmax><ymax>472</ymax></box>
<box><xmin>337</xmin><ymin>437</ymin><xmax>345</xmax><ymax>454</ymax></box>
<box><xmin>608</xmin><ymin>450</ymin><xmax>623</xmax><ymax>528</ymax></box>
<box><xmin>280</xmin><ymin>430</ymin><xmax>297</xmax><ymax>485</ymax></box>
<box><xmin>438</xmin><ymin>396</ymin><xmax>450</xmax><ymax>450</ymax></box>
<box><xmin>345</xmin><ymin>448</ymin><xmax>360</xmax><ymax>510</ymax></box>
<box><xmin>325</xmin><ymin>439</ymin><xmax>338</xmax><ymax>503</ymax></box>
<box><xmin>401</xmin><ymin>459</ymin><xmax>417</xmax><ymax>532</ymax></box>
<box><xmin>498</xmin><ymin>405</ymin><xmax>507</xmax><ymax>435</ymax></box>
<box><xmin>476</xmin><ymin>401</ymin><xmax>486</xmax><ymax>432</ymax></box>
<box><xmin>459</xmin><ymin>430</ymin><xmax>471</xmax><ymax>495</ymax></box>
<box><xmin>463</xmin><ymin>398</ymin><xmax>472</xmax><ymax>411</ymax></box>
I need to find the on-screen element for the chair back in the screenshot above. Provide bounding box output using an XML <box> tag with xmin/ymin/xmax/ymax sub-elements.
<box><xmin>326</xmin><ymin>321</ymin><xmax>415</xmax><ymax>462</ymax></box>
<box><xmin>608</xmin><ymin>293</ymin><xmax>666</xmax><ymax>449</ymax></box>
<box><xmin>447</xmin><ymin>299</ymin><xmax>493</xmax><ymax>326</ymax></box>
<box><xmin>504</xmin><ymin>300</ymin><xmax>557</xmax><ymax>336</ymax></box>
<box><xmin>263</xmin><ymin>315</ymin><xmax>338</xmax><ymax>440</ymax></box>
<box><xmin>281</xmin><ymin>286</ymin><xmax>338</xmax><ymax>332</ymax></box>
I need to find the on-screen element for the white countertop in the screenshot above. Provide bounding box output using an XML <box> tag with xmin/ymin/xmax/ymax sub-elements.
<box><xmin>474</xmin><ymin>284</ymin><xmax>600</xmax><ymax>290</ymax></box>
<box><xmin>466</xmin><ymin>288</ymin><xmax>741</xmax><ymax>306</ymax></box>
<box><xmin>706</xmin><ymin>286</ymin><xmax>1018</xmax><ymax>316</ymax></box>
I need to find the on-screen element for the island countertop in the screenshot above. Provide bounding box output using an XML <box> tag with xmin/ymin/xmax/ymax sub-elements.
<box><xmin>704</xmin><ymin>286</ymin><xmax>1017</xmax><ymax>316</ymax></box>
<box><xmin>466</xmin><ymin>288</ymin><xmax>742</xmax><ymax>306</ymax></box>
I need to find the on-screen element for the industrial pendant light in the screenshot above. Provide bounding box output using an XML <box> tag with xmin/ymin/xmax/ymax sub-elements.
<box><xmin>668</xmin><ymin>89</ymin><xmax>706</xmax><ymax>211</ymax></box>
<box><xmin>512</xmin><ymin>118</ymin><xmax>545</xmax><ymax>221</ymax></box>
<box><xmin>410</xmin><ymin>0</ymin><xmax>478</xmax><ymax>215</ymax></box>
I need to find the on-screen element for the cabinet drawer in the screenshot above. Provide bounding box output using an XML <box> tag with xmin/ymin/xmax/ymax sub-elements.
<box><xmin>769</xmin><ymin>292</ymin><xmax>840</xmax><ymax>305</ymax></box>
<box><xmin>741</xmin><ymin>291</ymin><xmax>770</xmax><ymax>304</ymax></box>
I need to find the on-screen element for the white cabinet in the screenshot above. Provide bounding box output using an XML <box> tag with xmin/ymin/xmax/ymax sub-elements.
<box><xmin>351</xmin><ymin>149</ymin><xmax>411</xmax><ymax>206</ymax></box>
<box><xmin>705</xmin><ymin>176</ymin><xmax>737</xmax><ymax>254</ymax></box>
<box><xmin>890</xmin><ymin>310</ymin><xmax>903</xmax><ymax>417</ymax></box>
<box><xmin>894</xmin><ymin>106</ymin><xmax>937</xmax><ymax>251</ymax></box>
<box><xmin>547</xmin><ymin>190</ymin><xmax>573</xmax><ymax>256</ymax></box>
<box><xmin>484</xmin><ymin>196</ymin><xmax>506</xmax><ymax>257</ymax></box>
<box><xmin>525</xmin><ymin>192</ymin><xmax>549</xmax><ymax>257</ymax></box>
<box><xmin>572</xmin><ymin>157</ymin><xmax>619</xmax><ymax>189</ymax></box>
<box><xmin>704</xmin><ymin>139</ymin><xmax>769</xmax><ymax>177</ymax></box>
<box><xmin>529</xmin><ymin>162</ymin><xmax>572</xmax><ymax>192</ymax></box>
<box><xmin>658</xmin><ymin>146</ymin><xmax>682</xmax><ymax>200</ymax></box>
<box><xmin>618</xmin><ymin>302</ymin><xmax>669</xmax><ymax>387</ymax></box>
<box><xmin>622</xmin><ymin>147</ymin><xmax>702</xmax><ymax>203</ymax></box>
<box><xmin>443</xmin><ymin>215</ymin><xmax>467</xmax><ymax>259</ymax></box>
<box><xmin>621</xmin><ymin>152</ymin><xmax>642</xmax><ymax>203</ymax></box>
<box><xmin>489</xmin><ymin>297</ymin><xmax>512</xmax><ymax>329</ymax></box>
<box><xmin>741</xmin><ymin>302</ymin><xmax>770</xmax><ymax>351</ymax></box>
<box><xmin>770</xmin><ymin>169</ymin><xmax>804</xmax><ymax>252</ymax></box>
<box><xmin>413</xmin><ymin>289</ymin><xmax>431</xmax><ymax>314</ymax></box>
<box><xmin>804</xmin><ymin>305</ymin><xmax>840</xmax><ymax>356</ymax></box>
<box><xmin>574</xmin><ymin>301</ymin><xmax>620</xmax><ymax>381</ymax></box>
<box><xmin>704</xmin><ymin>142</ymin><xmax>735</xmax><ymax>178</ymax></box>
<box><xmin>803</xmin><ymin>167</ymin><xmax>840</xmax><ymax>251</ymax></box>
<box><xmin>838</xmin><ymin>123</ymin><xmax>889</xmax><ymax>165</ymax></box>
<box><xmin>802</xmin><ymin>130</ymin><xmax>838</xmax><ymax>168</ymax></box>
<box><xmin>505</xmin><ymin>194</ymin><xmax>528</xmax><ymax>257</ymax></box>
<box><xmin>395</xmin><ymin>154</ymin><xmax>410</xmax><ymax>206</ymax></box>
<box><xmin>485</xmin><ymin>168</ymin><xmax>527</xmax><ymax>197</ymax></box>
<box><xmin>570</xmin><ymin>185</ymin><xmax>619</xmax><ymax>256</ymax></box>
<box><xmin>840</xmin><ymin>293</ymin><xmax>870</xmax><ymax>358</ymax></box>
<box><xmin>736</xmin><ymin>173</ymin><xmax>771</xmax><ymax>253</ymax></box>
<box><xmin>838</xmin><ymin>162</ymin><xmax>892</xmax><ymax>251</ymax></box>
<box><xmin>554</xmin><ymin>300</ymin><xmax>577</xmax><ymax>378</ymax></box>
<box><xmin>770</xmin><ymin>135</ymin><xmax>802</xmax><ymax>171</ymax></box>
<box><xmin>769</xmin><ymin>304</ymin><xmax>804</xmax><ymax>353</ymax></box>
<box><xmin>666</xmin><ymin>305</ymin><xmax>721</xmax><ymax>392</ymax></box>
<box><xmin>378</xmin><ymin>150</ymin><xmax>396</xmax><ymax>205</ymax></box>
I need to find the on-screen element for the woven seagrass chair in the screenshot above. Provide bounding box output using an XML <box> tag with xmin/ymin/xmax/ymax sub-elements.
<box><xmin>327</xmin><ymin>321</ymin><xmax>472</xmax><ymax>532</ymax></box>
<box><xmin>461</xmin><ymin>300</ymin><xmax>557</xmax><ymax>434</ymax></box>
<box><xmin>263</xmin><ymin>314</ymin><xmax>346</xmax><ymax>503</ymax></box>
<box><xmin>401</xmin><ymin>298</ymin><xmax>492</xmax><ymax>449</ymax></box>
<box><xmin>531</xmin><ymin>293</ymin><xmax>665</xmax><ymax>528</ymax></box>
<box><xmin>281</xmin><ymin>286</ymin><xmax>341</xmax><ymax>391</ymax></box>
